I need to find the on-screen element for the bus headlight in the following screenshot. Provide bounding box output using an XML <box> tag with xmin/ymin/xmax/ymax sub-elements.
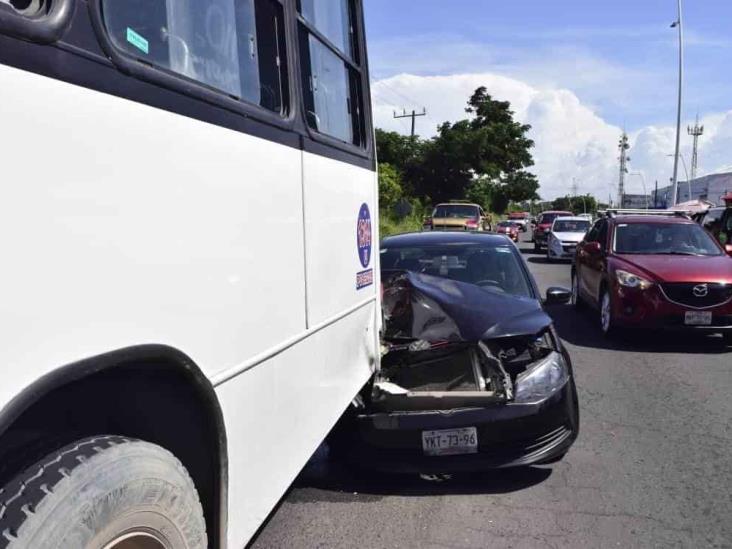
<box><xmin>514</xmin><ymin>352</ymin><xmax>568</xmax><ymax>404</ymax></box>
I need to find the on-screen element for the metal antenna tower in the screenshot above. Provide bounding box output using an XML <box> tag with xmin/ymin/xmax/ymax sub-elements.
<box><xmin>618</xmin><ymin>132</ymin><xmax>631</xmax><ymax>207</ymax></box>
<box><xmin>687</xmin><ymin>114</ymin><xmax>704</xmax><ymax>181</ymax></box>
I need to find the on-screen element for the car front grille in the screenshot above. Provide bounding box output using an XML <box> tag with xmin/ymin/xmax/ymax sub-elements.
<box><xmin>660</xmin><ymin>283</ymin><xmax>732</xmax><ymax>309</ymax></box>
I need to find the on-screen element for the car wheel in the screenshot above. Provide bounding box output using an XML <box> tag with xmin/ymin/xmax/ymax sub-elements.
<box><xmin>0</xmin><ymin>435</ymin><xmax>207</xmax><ymax>549</ymax></box>
<box><xmin>723</xmin><ymin>332</ymin><xmax>732</xmax><ymax>346</ymax></box>
<box><xmin>534</xmin><ymin>241</ymin><xmax>541</xmax><ymax>252</ymax></box>
<box><xmin>600</xmin><ymin>290</ymin><xmax>618</xmax><ymax>338</ymax></box>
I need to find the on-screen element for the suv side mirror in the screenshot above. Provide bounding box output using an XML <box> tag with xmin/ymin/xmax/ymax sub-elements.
<box><xmin>546</xmin><ymin>287</ymin><xmax>572</xmax><ymax>305</ymax></box>
<box><xmin>585</xmin><ymin>241</ymin><xmax>602</xmax><ymax>255</ymax></box>
<box><xmin>725</xmin><ymin>244</ymin><xmax>732</xmax><ymax>257</ymax></box>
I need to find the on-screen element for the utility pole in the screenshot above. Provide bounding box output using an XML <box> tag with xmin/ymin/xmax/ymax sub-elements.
<box><xmin>618</xmin><ymin>132</ymin><xmax>630</xmax><ymax>207</ymax></box>
<box><xmin>688</xmin><ymin>114</ymin><xmax>704</xmax><ymax>181</ymax></box>
<box><xmin>654</xmin><ymin>180</ymin><xmax>658</xmax><ymax>208</ymax></box>
<box><xmin>393</xmin><ymin>108</ymin><xmax>427</xmax><ymax>139</ymax></box>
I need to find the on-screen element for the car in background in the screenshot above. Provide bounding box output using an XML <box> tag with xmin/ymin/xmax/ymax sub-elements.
<box><xmin>508</xmin><ymin>212</ymin><xmax>530</xmax><ymax>232</ymax></box>
<box><xmin>572</xmin><ymin>211</ymin><xmax>732</xmax><ymax>343</ymax></box>
<box><xmin>424</xmin><ymin>202</ymin><xmax>491</xmax><ymax>232</ymax></box>
<box><xmin>533</xmin><ymin>210</ymin><xmax>573</xmax><ymax>251</ymax></box>
<box><xmin>342</xmin><ymin>232</ymin><xmax>578</xmax><ymax>472</ymax></box>
<box><xmin>546</xmin><ymin>217</ymin><xmax>592</xmax><ymax>261</ymax></box>
<box><xmin>496</xmin><ymin>220</ymin><xmax>521</xmax><ymax>242</ymax></box>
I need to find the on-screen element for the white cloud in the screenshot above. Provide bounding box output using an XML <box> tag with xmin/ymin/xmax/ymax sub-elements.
<box><xmin>372</xmin><ymin>73</ymin><xmax>732</xmax><ymax>202</ymax></box>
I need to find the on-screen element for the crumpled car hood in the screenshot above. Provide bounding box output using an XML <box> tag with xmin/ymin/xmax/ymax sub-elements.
<box><xmin>383</xmin><ymin>271</ymin><xmax>552</xmax><ymax>343</ymax></box>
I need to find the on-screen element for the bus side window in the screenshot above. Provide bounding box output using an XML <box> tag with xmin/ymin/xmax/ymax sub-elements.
<box><xmin>297</xmin><ymin>0</ymin><xmax>366</xmax><ymax>146</ymax></box>
<box><xmin>100</xmin><ymin>0</ymin><xmax>288</xmax><ymax>114</ymax></box>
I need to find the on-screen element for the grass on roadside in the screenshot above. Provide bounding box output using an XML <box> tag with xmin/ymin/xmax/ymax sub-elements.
<box><xmin>379</xmin><ymin>213</ymin><xmax>424</xmax><ymax>238</ymax></box>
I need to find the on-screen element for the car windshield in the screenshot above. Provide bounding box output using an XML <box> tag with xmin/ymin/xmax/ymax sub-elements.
<box><xmin>614</xmin><ymin>222</ymin><xmax>723</xmax><ymax>256</ymax></box>
<box><xmin>497</xmin><ymin>221</ymin><xmax>515</xmax><ymax>228</ymax></box>
<box><xmin>381</xmin><ymin>243</ymin><xmax>533</xmax><ymax>298</ymax></box>
<box><xmin>554</xmin><ymin>220</ymin><xmax>590</xmax><ymax>232</ymax></box>
<box><xmin>433</xmin><ymin>205</ymin><xmax>478</xmax><ymax>219</ymax></box>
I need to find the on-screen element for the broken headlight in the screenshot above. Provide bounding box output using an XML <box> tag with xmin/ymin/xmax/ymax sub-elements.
<box><xmin>513</xmin><ymin>351</ymin><xmax>568</xmax><ymax>404</ymax></box>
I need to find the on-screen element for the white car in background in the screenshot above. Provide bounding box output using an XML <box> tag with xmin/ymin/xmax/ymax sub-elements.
<box><xmin>547</xmin><ymin>216</ymin><xmax>592</xmax><ymax>261</ymax></box>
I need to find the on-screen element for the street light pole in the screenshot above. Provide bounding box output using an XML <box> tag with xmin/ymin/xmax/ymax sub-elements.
<box><xmin>670</xmin><ymin>0</ymin><xmax>684</xmax><ymax>206</ymax></box>
<box><xmin>667</xmin><ymin>153</ymin><xmax>692</xmax><ymax>201</ymax></box>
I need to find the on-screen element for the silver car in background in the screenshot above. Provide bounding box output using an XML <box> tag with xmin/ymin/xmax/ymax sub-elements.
<box><xmin>546</xmin><ymin>217</ymin><xmax>592</xmax><ymax>261</ymax></box>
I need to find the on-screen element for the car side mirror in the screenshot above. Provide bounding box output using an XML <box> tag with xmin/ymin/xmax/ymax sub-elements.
<box><xmin>585</xmin><ymin>241</ymin><xmax>602</xmax><ymax>255</ymax></box>
<box><xmin>725</xmin><ymin>244</ymin><xmax>732</xmax><ymax>257</ymax></box>
<box><xmin>545</xmin><ymin>287</ymin><xmax>572</xmax><ymax>305</ymax></box>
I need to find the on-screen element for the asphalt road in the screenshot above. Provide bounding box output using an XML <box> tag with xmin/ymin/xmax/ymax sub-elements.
<box><xmin>250</xmin><ymin>235</ymin><xmax>732</xmax><ymax>549</ymax></box>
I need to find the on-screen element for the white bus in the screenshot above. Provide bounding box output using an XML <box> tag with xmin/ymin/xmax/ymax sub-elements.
<box><xmin>0</xmin><ymin>0</ymin><xmax>378</xmax><ymax>547</ymax></box>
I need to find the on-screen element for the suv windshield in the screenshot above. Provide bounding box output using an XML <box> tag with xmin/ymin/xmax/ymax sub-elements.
<box><xmin>381</xmin><ymin>244</ymin><xmax>532</xmax><ymax>298</ymax></box>
<box><xmin>554</xmin><ymin>220</ymin><xmax>590</xmax><ymax>232</ymax></box>
<box><xmin>433</xmin><ymin>205</ymin><xmax>479</xmax><ymax>219</ymax></box>
<box><xmin>614</xmin><ymin>222</ymin><xmax>723</xmax><ymax>256</ymax></box>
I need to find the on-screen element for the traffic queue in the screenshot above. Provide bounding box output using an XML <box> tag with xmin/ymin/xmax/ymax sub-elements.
<box><xmin>526</xmin><ymin>198</ymin><xmax>732</xmax><ymax>341</ymax></box>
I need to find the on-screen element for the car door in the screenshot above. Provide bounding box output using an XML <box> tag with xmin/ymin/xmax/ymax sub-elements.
<box><xmin>576</xmin><ymin>219</ymin><xmax>607</xmax><ymax>305</ymax></box>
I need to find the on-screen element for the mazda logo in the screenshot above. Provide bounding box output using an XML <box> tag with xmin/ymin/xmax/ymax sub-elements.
<box><xmin>693</xmin><ymin>284</ymin><xmax>709</xmax><ymax>298</ymax></box>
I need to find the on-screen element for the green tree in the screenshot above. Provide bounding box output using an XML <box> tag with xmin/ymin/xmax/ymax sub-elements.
<box><xmin>411</xmin><ymin>88</ymin><xmax>539</xmax><ymax>206</ymax></box>
<box><xmin>378</xmin><ymin>163</ymin><xmax>403</xmax><ymax>213</ymax></box>
<box><xmin>374</xmin><ymin>87</ymin><xmax>539</xmax><ymax>213</ymax></box>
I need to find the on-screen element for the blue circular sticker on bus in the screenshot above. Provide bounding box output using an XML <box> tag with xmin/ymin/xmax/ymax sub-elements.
<box><xmin>357</xmin><ymin>203</ymin><xmax>372</xmax><ymax>268</ymax></box>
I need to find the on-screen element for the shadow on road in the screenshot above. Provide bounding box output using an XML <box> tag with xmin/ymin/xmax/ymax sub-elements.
<box><xmin>550</xmin><ymin>304</ymin><xmax>732</xmax><ymax>355</ymax></box>
<box><xmin>292</xmin><ymin>451</ymin><xmax>553</xmax><ymax>501</ymax></box>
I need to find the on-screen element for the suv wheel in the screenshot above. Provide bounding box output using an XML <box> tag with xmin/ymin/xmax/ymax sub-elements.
<box><xmin>0</xmin><ymin>436</ymin><xmax>207</xmax><ymax>549</ymax></box>
<box><xmin>600</xmin><ymin>290</ymin><xmax>618</xmax><ymax>337</ymax></box>
<box><xmin>571</xmin><ymin>273</ymin><xmax>584</xmax><ymax>309</ymax></box>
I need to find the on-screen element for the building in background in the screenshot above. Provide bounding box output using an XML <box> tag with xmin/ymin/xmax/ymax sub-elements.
<box><xmin>622</xmin><ymin>194</ymin><xmax>652</xmax><ymax>209</ymax></box>
<box><xmin>655</xmin><ymin>172</ymin><xmax>732</xmax><ymax>207</ymax></box>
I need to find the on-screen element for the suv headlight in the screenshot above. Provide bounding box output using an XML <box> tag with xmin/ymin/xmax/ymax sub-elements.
<box><xmin>514</xmin><ymin>351</ymin><xmax>569</xmax><ymax>404</ymax></box>
<box><xmin>616</xmin><ymin>269</ymin><xmax>653</xmax><ymax>290</ymax></box>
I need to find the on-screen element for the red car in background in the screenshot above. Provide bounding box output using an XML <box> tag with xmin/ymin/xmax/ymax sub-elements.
<box><xmin>496</xmin><ymin>220</ymin><xmax>521</xmax><ymax>242</ymax></box>
<box><xmin>572</xmin><ymin>212</ymin><xmax>732</xmax><ymax>343</ymax></box>
<box><xmin>533</xmin><ymin>211</ymin><xmax>573</xmax><ymax>251</ymax></box>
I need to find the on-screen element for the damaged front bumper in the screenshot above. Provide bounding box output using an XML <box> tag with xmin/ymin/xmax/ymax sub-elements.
<box><xmin>349</xmin><ymin>381</ymin><xmax>578</xmax><ymax>472</ymax></box>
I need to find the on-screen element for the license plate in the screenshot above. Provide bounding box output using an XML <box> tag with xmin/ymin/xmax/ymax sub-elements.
<box><xmin>422</xmin><ymin>427</ymin><xmax>478</xmax><ymax>456</ymax></box>
<box><xmin>685</xmin><ymin>311</ymin><xmax>712</xmax><ymax>325</ymax></box>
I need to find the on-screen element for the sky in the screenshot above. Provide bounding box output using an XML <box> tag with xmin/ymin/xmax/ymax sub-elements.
<box><xmin>363</xmin><ymin>0</ymin><xmax>732</xmax><ymax>201</ymax></box>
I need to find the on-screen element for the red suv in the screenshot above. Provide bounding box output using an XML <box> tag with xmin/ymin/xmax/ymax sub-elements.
<box><xmin>571</xmin><ymin>212</ymin><xmax>732</xmax><ymax>342</ymax></box>
<box><xmin>534</xmin><ymin>211</ymin><xmax>573</xmax><ymax>251</ymax></box>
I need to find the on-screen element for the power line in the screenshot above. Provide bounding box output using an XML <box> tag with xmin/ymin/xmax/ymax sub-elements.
<box><xmin>394</xmin><ymin>108</ymin><xmax>427</xmax><ymax>138</ymax></box>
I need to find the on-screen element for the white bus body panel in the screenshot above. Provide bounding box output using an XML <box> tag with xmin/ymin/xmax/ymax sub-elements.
<box><xmin>303</xmin><ymin>152</ymin><xmax>378</xmax><ymax>325</ymax></box>
<box><xmin>0</xmin><ymin>64</ymin><xmax>378</xmax><ymax>547</ymax></box>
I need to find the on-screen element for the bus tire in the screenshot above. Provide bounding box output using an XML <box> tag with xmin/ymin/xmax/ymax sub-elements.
<box><xmin>0</xmin><ymin>435</ymin><xmax>207</xmax><ymax>549</ymax></box>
